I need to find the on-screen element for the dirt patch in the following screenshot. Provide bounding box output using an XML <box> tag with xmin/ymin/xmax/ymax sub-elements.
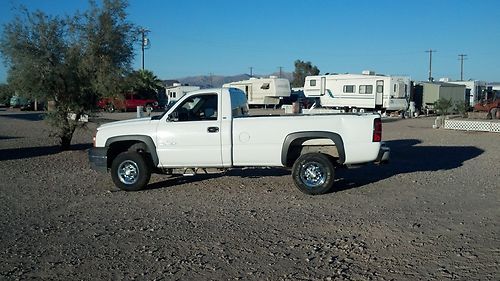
<box><xmin>1</xmin><ymin>110</ymin><xmax>499</xmax><ymax>280</ymax></box>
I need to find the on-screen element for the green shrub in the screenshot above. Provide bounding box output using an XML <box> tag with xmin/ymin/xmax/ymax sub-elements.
<box><xmin>433</xmin><ymin>98</ymin><xmax>453</xmax><ymax>116</ymax></box>
<box><xmin>454</xmin><ymin>101</ymin><xmax>470</xmax><ymax>117</ymax></box>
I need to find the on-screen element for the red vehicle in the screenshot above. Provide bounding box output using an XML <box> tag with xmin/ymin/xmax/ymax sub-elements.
<box><xmin>473</xmin><ymin>89</ymin><xmax>500</xmax><ymax>119</ymax></box>
<box><xmin>98</xmin><ymin>91</ymin><xmax>159</xmax><ymax>113</ymax></box>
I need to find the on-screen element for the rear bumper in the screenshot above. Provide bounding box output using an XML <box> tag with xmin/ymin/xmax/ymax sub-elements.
<box><xmin>88</xmin><ymin>147</ymin><xmax>108</xmax><ymax>173</ymax></box>
<box><xmin>375</xmin><ymin>142</ymin><xmax>390</xmax><ymax>164</ymax></box>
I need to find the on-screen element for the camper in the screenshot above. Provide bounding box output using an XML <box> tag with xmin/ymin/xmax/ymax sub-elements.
<box><xmin>223</xmin><ymin>76</ymin><xmax>291</xmax><ymax>106</ymax></box>
<box><xmin>303</xmin><ymin>71</ymin><xmax>410</xmax><ymax>112</ymax></box>
<box><xmin>165</xmin><ymin>83</ymin><xmax>200</xmax><ymax>105</ymax></box>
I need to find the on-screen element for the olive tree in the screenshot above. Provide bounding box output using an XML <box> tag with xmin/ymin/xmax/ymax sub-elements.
<box><xmin>0</xmin><ymin>0</ymin><xmax>136</xmax><ymax>149</ymax></box>
<box><xmin>291</xmin><ymin>59</ymin><xmax>320</xmax><ymax>88</ymax></box>
<box><xmin>0</xmin><ymin>83</ymin><xmax>14</xmax><ymax>105</ymax></box>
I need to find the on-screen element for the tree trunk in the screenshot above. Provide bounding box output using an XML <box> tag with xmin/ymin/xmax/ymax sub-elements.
<box><xmin>58</xmin><ymin>117</ymin><xmax>77</xmax><ymax>150</ymax></box>
<box><xmin>60</xmin><ymin>134</ymin><xmax>72</xmax><ymax>150</ymax></box>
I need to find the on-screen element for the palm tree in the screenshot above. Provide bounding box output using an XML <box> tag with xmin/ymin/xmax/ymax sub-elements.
<box><xmin>129</xmin><ymin>69</ymin><xmax>164</xmax><ymax>93</ymax></box>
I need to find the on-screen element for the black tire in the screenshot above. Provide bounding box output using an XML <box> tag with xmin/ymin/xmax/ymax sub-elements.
<box><xmin>110</xmin><ymin>151</ymin><xmax>151</xmax><ymax>191</ymax></box>
<box><xmin>490</xmin><ymin>108</ymin><xmax>498</xmax><ymax>119</ymax></box>
<box><xmin>292</xmin><ymin>153</ymin><xmax>335</xmax><ymax>195</ymax></box>
<box><xmin>145</xmin><ymin>104</ymin><xmax>154</xmax><ymax>112</ymax></box>
<box><xmin>106</xmin><ymin>103</ymin><xmax>115</xmax><ymax>113</ymax></box>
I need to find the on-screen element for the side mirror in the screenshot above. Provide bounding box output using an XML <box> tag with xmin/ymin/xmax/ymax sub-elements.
<box><xmin>167</xmin><ymin>111</ymin><xmax>178</xmax><ymax>122</ymax></box>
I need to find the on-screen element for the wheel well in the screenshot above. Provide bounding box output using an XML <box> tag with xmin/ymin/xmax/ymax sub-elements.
<box><xmin>285</xmin><ymin>143</ymin><xmax>340</xmax><ymax>167</ymax></box>
<box><xmin>282</xmin><ymin>132</ymin><xmax>345</xmax><ymax>167</ymax></box>
<box><xmin>107</xmin><ymin>140</ymin><xmax>151</xmax><ymax>168</ymax></box>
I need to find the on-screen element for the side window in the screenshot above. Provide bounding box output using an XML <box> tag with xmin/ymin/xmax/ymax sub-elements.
<box><xmin>310</xmin><ymin>80</ymin><xmax>316</xmax><ymax>86</ymax></box>
<box><xmin>171</xmin><ymin>94</ymin><xmax>218</xmax><ymax>122</ymax></box>
<box><xmin>343</xmin><ymin>85</ymin><xmax>355</xmax><ymax>93</ymax></box>
<box><xmin>359</xmin><ymin>85</ymin><xmax>373</xmax><ymax>94</ymax></box>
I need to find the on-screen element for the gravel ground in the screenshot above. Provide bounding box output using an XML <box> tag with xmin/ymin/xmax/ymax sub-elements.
<box><xmin>0</xmin><ymin>108</ymin><xmax>499</xmax><ymax>280</ymax></box>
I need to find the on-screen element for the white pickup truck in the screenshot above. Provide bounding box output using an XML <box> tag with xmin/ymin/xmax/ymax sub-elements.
<box><xmin>89</xmin><ymin>87</ymin><xmax>389</xmax><ymax>195</ymax></box>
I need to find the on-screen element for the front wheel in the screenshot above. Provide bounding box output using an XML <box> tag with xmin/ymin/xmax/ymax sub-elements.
<box><xmin>111</xmin><ymin>151</ymin><xmax>151</xmax><ymax>191</ymax></box>
<box><xmin>292</xmin><ymin>153</ymin><xmax>335</xmax><ymax>195</ymax></box>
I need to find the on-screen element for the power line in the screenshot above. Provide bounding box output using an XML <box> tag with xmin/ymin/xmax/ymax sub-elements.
<box><xmin>458</xmin><ymin>54</ymin><xmax>468</xmax><ymax>81</ymax></box>
<box><xmin>425</xmin><ymin>49</ymin><xmax>437</xmax><ymax>81</ymax></box>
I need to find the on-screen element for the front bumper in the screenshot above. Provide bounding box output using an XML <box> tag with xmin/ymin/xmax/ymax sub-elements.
<box><xmin>375</xmin><ymin>142</ymin><xmax>390</xmax><ymax>164</ymax></box>
<box><xmin>88</xmin><ymin>147</ymin><xmax>108</xmax><ymax>173</ymax></box>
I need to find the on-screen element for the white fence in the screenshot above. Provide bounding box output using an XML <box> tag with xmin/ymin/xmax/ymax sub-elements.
<box><xmin>444</xmin><ymin>119</ymin><xmax>500</xmax><ymax>133</ymax></box>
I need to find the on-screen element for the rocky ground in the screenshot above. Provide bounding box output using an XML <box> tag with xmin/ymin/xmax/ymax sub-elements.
<box><xmin>0</xmin><ymin>109</ymin><xmax>499</xmax><ymax>280</ymax></box>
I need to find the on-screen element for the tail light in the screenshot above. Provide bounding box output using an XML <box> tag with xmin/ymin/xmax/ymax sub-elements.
<box><xmin>373</xmin><ymin>118</ymin><xmax>382</xmax><ymax>142</ymax></box>
<box><xmin>92</xmin><ymin>136</ymin><xmax>96</xmax><ymax>147</ymax></box>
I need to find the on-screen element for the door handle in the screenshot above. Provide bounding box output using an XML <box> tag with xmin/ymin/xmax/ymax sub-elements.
<box><xmin>207</xmin><ymin>127</ymin><xmax>219</xmax><ymax>133</ymax></box>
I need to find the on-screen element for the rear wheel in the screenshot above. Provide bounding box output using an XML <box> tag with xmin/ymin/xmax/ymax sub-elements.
<box><xmin>106</xmin><ymin>103</ymin><xmax>115</xmax><ymax>113</ymax></box>
<box><xmin>292</xmin><ymin>153</ymin><xmax>335</xmax><ymax>195</ymax></box>
<box><xmin>111</xmin><ymin>151</ymin><xmax>151</xmax><ymax>191</ymax></box>
<box><xmin>490</xmin><ymin>107</ymin><xmax>498</xmax><ymax>119</ymax></box>
<box><xmin>145</xmin><ymin>104</ymin><xmax>154</xmax><ymax>112</ymax></box>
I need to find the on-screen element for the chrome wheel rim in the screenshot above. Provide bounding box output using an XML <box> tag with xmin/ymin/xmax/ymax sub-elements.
<box><xmin>300</xmin><ymin>162</ymin><xmax>326</xmax><ymax>188</ymax></box>
<box><xmin>117</xmin><ymin>160</ymin><xmax>139</xmax><ymax>185</ymax></box>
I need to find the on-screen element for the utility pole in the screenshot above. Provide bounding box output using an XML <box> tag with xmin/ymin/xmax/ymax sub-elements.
<box><xmin>278</xmin><ymin>66</ymin><xmax>283</xmax><ymax>78</ymax></box>
<box><xmin>249</xmin><ymin>67</ymin><xmax>253</xmax><ymax>77</ymax></box>
<box><xmin>458</xmin><ymin>54</ymin><xmax>467</xmax><ymax>81</ymax></box>
<box><xmin>208</xmin><ymin>73</ymin><xmax>213</xmax><ymax>88</ymax></box>
<box><xmin>139</xmin><ymin>28</ymin><xmax>150</xmax><ymax>70</ymax></box>
<box><xmin>425</xmin><ymin>49</ymin><xmax>436</xmax><ymax>81</ymax></box>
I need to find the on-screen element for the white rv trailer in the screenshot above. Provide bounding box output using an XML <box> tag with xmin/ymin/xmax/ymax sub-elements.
<box><xmin>223</xmin><ymin>76</ymin><xmax>291</xmax><ymax>106</ymax></box>
<box><xmin>303</xmin><ymin>72</ymin><xmax>410</xmax><ymax>112</ymax></box>
<box><xmin>165</xmin><ymin>83</ymin><xmax>200</xmax><ymax>103</ymax></box>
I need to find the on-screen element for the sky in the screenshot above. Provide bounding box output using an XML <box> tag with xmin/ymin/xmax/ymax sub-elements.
<box><xmin>0</xmin><ymin>0</ymin><xmax>499</xmax><ymax>83</ymax></box>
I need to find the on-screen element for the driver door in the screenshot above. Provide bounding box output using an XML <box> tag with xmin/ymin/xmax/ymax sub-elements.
<box><xmin>156</xmin><ymin>93</ymin><xmax>222</xmax><ymax>167</ymax></box>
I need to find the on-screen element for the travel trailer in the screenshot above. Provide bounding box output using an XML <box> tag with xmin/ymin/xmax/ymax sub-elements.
<box><xmin>223</xmin><ymin>76</ymin><xmax>291</xmax><ymax>106</ymax></box>
<box><xmin>303</xmin><ymin>71</ymin><xmax>410</xmax><ymax>112</ymax></box>
<box><xmin>165</xmin><ymin>83</ymin><xmax>200</xmax><ymax>104</ymax></box>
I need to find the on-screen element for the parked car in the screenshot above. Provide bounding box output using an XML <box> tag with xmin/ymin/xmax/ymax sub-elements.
<box><xmin>97</xmin><ymin>91</ymin><xmax>159</xmax><ymax>113</ymax></box>
<box><xmin>10</xmin><ymin>95</ymin><xmax>45</xmax><ymax>111</ymax></box>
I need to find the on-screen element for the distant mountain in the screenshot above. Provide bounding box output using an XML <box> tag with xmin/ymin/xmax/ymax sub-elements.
<box><xmin>172</xmin><ymin>72</ymin><xmax>293</xmax><ymax>88</ymax></box>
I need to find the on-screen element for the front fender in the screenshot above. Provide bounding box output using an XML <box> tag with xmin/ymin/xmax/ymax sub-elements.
<box><xmin>105</xmin><ymin>135</ymin><xmax>159</xmax><ymax>166</ymax></box>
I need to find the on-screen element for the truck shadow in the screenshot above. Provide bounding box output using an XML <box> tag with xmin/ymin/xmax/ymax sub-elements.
<box><xmin>145</xmin><ymin>168</ymin><xmax>291</xmax><ymax>191</ymax></box>
<box><xmin>333</xmin><ymin>139</ymin><xmax>484</xmax><ymax>192</ymax></box>
<box><xmin>143</xmin><ymin>139</ymin><xmax>484</xmax><ymax>193</ymax></box>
